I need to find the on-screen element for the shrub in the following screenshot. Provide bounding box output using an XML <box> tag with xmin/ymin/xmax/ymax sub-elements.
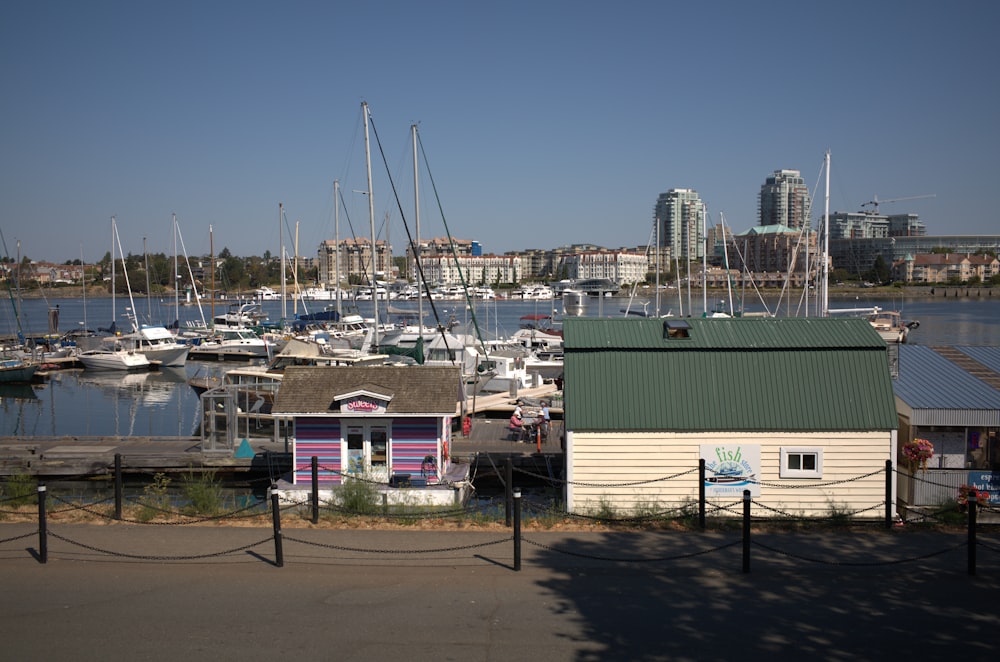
<box><xmin>182</xmin><ymin>470</ymin><xmax>224</xmax><ymax>516</ymax></box>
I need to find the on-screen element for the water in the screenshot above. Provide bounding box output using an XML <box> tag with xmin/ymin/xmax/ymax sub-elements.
<box><xmin>2</xmin><ymin>293</ymin><xmax>998</xmax><ymax>438</ymax></box>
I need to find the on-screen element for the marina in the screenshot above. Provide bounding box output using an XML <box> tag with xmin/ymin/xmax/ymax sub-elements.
<box><xmin>1</xmin><ymin>293</ymin><xmax>996</xmax><ymax>493</ymax></box>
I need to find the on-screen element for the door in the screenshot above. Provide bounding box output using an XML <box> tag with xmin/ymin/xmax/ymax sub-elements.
<box><xmin>343</xmin><ymin>422</ymin><xmax>389</xmax><ymax>483</ymax></box>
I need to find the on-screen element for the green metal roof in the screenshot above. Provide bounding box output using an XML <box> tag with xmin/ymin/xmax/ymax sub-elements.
<box><xmin>562</xmin><ymin>317</ymin><xmax>897</xmax><ymax>432</ymax></box>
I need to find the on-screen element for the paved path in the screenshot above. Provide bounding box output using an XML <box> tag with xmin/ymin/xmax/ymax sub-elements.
<box><xmin>1</xmin><ymin>524</ymin><xmax>998</xmax><ymax>661</ymax></box>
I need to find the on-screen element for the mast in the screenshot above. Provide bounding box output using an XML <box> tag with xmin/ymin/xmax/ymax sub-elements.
<box><xmin>334</xmin><ymin>179</ymin><xmax>342</xmax><ymax>319</ymax></box>
<box><xmin>720</xmin><ymin>212</ymin><xmax>735</xmax><ymax>316</ymax></box>
<box><xmin>822</xmin><ymin>150</ymin><xmax>831</xmax><ymax>317</ymax></box>
<box><xmin>702</xmin><ymin>207</ymin><xmax>708</xmax><ymax>316</ymax></box>
<box><xmin>111</xmin><ymin>217</ymin><xmax>116</xmax><ymax>328</ymax></box>
<box><xmin>279</xmin><ymin>202</ymin><xmax>286</xmax><ymax>322</ymax></box>
<box><xmin>113</xmin><ymin>219</ymin><xmax>139</xmax><ymax>332</ymax></box>
<box><xmin>654</xmin><ymin>216</ymin><xmax>660</xmax><ymax>317</ymax></box>
<box><xmin>80</xmin><ymin>243</ymin><xmax>87</xmax><ymax>331</ymax></box>
<box><xmin>413</xmin><ymin>123</ymin><xmax>423</xmax><ymax>337</ymax></box>
<box><xmin>143</xmin><ymin>236</ymin><xmax>151</xmax><ymax>324</ymax></box>
<box><xmin>209</xmin><ymin>225</ymin><xmax>215</xmax><ymax>327</ymax></box>
<box><xmin>293</xmin><ymin>219</ymin><xmax>300</xmax><ymax>316</ymax></box>
<box><xmin>172</xmin><ymin>213</ymin><xmax>179</xmax><ymax>327</ymax></box>
<box><xmin>362</xmin><ymin>101</ymin><xmax>379</xmax><ymax>346</ymax></box>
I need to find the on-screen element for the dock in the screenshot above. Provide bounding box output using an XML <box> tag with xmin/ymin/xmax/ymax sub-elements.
<box><xmin>0</xmin><ymin>436</ymin><xmax>290</xmax><ymax>479</ymax></box>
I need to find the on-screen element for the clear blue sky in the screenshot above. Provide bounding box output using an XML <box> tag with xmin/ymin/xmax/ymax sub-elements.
<box><xmin>2</xmin><ymin>1</ymin><xmax>996</xmax><ymax>265</ymax></box>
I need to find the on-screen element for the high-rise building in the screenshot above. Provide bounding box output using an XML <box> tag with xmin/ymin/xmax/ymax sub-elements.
<box><xmin>653</xmin><ymin>188</ymin><xmax>706</xmax><ymax>261</ymax></box>
<box><xmin>759</xmin><ymin>169</ymin><xmax>811</xmax><ymax>229</ymax></box>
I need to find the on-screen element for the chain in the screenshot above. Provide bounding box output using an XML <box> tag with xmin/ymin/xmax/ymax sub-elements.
<box><xmin>514</xmin><ymin>466</ymin><xmax>698</xmax><ymax>488</ymax></box>
<box><xmin>47</xmin><ymin>530</ymin><xmax>273</xmax><ymax>561</ymax></box>
<box><xmin>0</xmin><ymin>530</ymin><xmax>37</xmax><ymax>545</ymax></box>
<box><xmin>753</xmin><ymin>468</ymin><xmax>884</xmax><ymax>489</ymax></box>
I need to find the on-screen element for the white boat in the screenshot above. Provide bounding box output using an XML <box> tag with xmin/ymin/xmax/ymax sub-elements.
<box><xmin>117</xmin><ymin>325</ymin><xmax>191</xmax><ymax>367</ymax></box>
<box><xmin>77</xmin><ymin>345</ymin><xmax>151</xmax><ymax>371</ymax></box>
<box><xmin>512</xmin><ymin>284</ymin><xmax>555</xmax><ymax>299</ymax></box>
<box><xmin>867</xmin><ymin>309</ymin><xmax>919</xmax><ymax>344</ymax></box>
<box><xmin>188</xmin><ymin>328</ymin><xmax>272</xmax><ymax>360</ymax></box>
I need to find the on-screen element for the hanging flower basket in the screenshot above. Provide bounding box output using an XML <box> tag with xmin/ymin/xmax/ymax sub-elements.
<box><xmin>902</xmin><ymin>438</ymin><xmax>934</xmax><ymax>472</ymax></box>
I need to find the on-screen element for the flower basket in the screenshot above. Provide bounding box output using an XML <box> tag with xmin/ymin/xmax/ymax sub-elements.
<box><xmin>958</xmin><ymin>484</ymin><xmax>990</xmax><ymax>509</ymax></box>
<box><xmin>902</xmin><ymin>438</ymin><xmax>934</xmax><ymax>473</ymax></box>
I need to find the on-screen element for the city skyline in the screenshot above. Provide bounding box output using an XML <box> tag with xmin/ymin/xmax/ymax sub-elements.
<box><xmin>2</xmin><ymin>2</ymin><xmax>996</xmax><ymax>264</ymax></box>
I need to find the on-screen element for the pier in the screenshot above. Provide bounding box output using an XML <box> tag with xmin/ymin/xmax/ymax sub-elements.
<box><xmin>0</xmin><ymin>436</ymin><xmax>289</xmax><ymax>479</ymax></box>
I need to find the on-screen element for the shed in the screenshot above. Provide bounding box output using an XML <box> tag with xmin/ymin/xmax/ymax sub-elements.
<box><xmin>272</xmin><ymin>365</ymin><xmax>462</xmax><ymax>487</ymax></box>
<box><xmin>892</xmin><ymin>345</ymin><xmax>1000</xmax><ymax>507</ymax></box>
<box><xmin>561</xmin><ymin>316</ymin><xmax>899</xmax><ymax>517</ymax></box>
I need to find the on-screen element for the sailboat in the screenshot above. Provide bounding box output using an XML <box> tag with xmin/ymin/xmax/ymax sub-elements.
<box><xmin>816</xmin><ymin>152</ymin><xmax>918</xmax><ymax>342</ymax></box>
<box><xmin>78</xmin><ymin>218</ymin><xmax>151</xmax><ymax>371</ymax></box>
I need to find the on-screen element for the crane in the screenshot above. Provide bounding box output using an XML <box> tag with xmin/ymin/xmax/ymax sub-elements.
<box><xmin>860</xmin><ymin>194</ymin><xmax>936</xmax><ymax>214</ymax></box>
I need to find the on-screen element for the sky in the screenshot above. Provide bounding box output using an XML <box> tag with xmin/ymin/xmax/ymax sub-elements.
<box><xmin>2</xmin><ymin>1</ymin><xmax>997</xmax><ymax>265</ymax></box>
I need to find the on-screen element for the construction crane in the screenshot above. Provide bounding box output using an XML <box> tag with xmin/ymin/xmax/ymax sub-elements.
<box><xmin>860</xmin><ymin>194</ymin><xmax>936</xmax><ymax>214</ymax></box>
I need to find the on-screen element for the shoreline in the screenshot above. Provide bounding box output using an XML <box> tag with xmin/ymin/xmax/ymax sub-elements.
<box><xmin>15</xmin><ymin>285</ymin><xmax>997</xmax><ymax>301</ymax></box>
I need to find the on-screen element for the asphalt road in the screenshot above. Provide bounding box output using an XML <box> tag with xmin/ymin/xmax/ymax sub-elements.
<box><xmin>1</xmin><ymin>524</ymin><xmax>998</xmax><ymax>661</ymax></box>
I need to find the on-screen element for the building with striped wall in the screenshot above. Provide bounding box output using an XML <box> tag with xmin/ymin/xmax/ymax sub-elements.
<box><xmin>273</xmin><ymin>366</ymin><xmax>463</xmax><ymax>493</ymax></box>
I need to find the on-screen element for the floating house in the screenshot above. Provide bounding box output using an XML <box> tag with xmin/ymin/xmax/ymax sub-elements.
<box><xmin>561</xmin><ymin>317</ymin><xmax>899</xmax><ymax>517</ymax></box>
<box><xmin>271</xmin><ymin>365</ymin><xmax>470</xmax><ymax>506</ymax></box>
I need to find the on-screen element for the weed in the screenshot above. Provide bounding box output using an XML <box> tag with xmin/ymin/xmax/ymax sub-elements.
<box><xmin>182</xmin><ymin>470</ymin><xmax>224</xmax><ymax>516</ymax></box>
<box><xmin>335</xmin><ymin>475</ymin><xmax>381</xmax><ymax>515</ymax></box>
<box><xmin>136</xmin><ymin>472</ymin><xmax>172</xmax><ymax>522</ymax></box>
<box><xmin>2</xmin><ymin>472</ymin><xmax>37</xmax><ymax>509</ymax></box>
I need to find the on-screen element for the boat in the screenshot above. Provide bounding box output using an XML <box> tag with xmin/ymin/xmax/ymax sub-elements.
<box><xmin>117</xmin><ymin>324</ymin><xmax>191</xmax><ymax>367</ymax></box>
<box><xmin>511</xmin><ymin>315</ymin><xmax>563</xmax><ymax>350</ymax></box>
<box><xmin>187</xmin><ymin>328</ymin><xmax>272</xmax><ymax>361</ymax></box>
<box><xmin>0</xmin><ymin>357</ymin><xmax>39</xmax><ymax>383</ymax></box>
<box><xmin>867</xmin><ymin>309</ymin><xmax>919</xmax><ymax>344</ymax></box>
<box><xmin>77</xmin><ymin>345</ymin><xmax>152</xmax><ymax>371</ymax></box>
<box><xmin>512</xmin><ymin>283</ymin><xmax>555</xmax><ymax>299</ymax></box>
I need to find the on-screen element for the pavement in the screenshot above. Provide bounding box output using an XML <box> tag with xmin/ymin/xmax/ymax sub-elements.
<box><xmin>1</xmin><ymin>522</ymin><xmax>999</xmax><ymax>661</ymax></box>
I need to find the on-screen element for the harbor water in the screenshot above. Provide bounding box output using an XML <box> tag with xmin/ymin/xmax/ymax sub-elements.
<box><xmin>2</xmin><ymin>292</ymin><xmax>998</xmax><ymax>438</ymax></box>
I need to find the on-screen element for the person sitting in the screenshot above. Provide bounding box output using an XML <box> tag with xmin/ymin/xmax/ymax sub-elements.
<box><xmin>508</xmin><ymin>411</ymin><xmax>524</xmax><ymax>441</ymax></box>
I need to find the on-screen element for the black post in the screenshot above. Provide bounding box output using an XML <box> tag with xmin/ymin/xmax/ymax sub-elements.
<box><xmin>504</xmin><ymin>458</ymin><xmax>513</xmax><ymax>527</ymax></box>
<box><xmin>270</xmin><ymin>486</ymin><xmax>284</xmax><ymax>568</ymax></box>
<box><xmin>513</xmin><ymin>488</ymin><xmax>522</xmax><ymax>572</ymax></box>
<box><xmin>37</xmin><ymin>483</ymin><xmax>48</xmax><ymax>564</ymax></box>
<box><xmin>114</xmin><ymin>453</ymin><xmax>123</xmax><ymax>521</ymax></box>
<box><xmin>968</xmin><ymin>494</ymin><xmax>977</xmax><ymax>576</ymax></box>
<box><xmin>884</xmin><ymin>459</ymin><xmax>893</xmax><ymax>529</ymax></box>
<box><xmin>698</xmin><ymin>459</ymin><xmax>706</xmax><ymax>530</ymax></box>
<box><xmin>311</xmin><ymin>456</ymin><xmax>319</xmax><ymax>524</ymax></box>
<box><xmin>742</xmin><ymin>489</ymin><xmax>751</xmax><ymax>574</ymax></box>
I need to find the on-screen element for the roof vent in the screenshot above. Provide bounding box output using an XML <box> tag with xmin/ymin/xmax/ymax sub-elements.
<box><xmin>664</xmin><ymin>319</ymin><xmax>691</xmax><ymax>339</ymax></box>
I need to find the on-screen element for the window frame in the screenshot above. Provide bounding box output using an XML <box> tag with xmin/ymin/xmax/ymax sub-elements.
<box><xmin>779</xmin><ymin>447</ymin><xmax>823</xmax><ymax>479</ymax></box>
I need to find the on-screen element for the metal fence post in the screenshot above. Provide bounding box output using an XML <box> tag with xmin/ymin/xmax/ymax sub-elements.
<box><xmin>698</xmin><ymin>459</ymin><xmax>706</xmax><ymax>530</ymax></box>
<box><xmin>884</xmin><ymin>459</ymin><xmax>892</xmax><ymax>529</ymax></box>
<box><xmin>504</xmin><ymin>458</ymin><xmax>513</xmax><ymax>527</ymax></box>
<box><xmin>311</xmin><ymin>456</ymin><xmax>319</xmax><ymax>524</ymax></box>
<box><xmin>513</xmin><ymin>488</ymin><xmax>522</xmax><ymax>572</ymax></box>
<box><xmin>270</xmin><ymin>485</ymin><xmax>284</xmax><ymax>568</ymax></box>
<box><xmin>968</xmin><ymin>494</ymin><xmax>977</xmax><ymax>576</ymax></box>
<box><xmin>742</xmin><ymin>489</ymin><xmax>751</xmax><ymax>574</ymax></box>
<box><xmin>114</xmin><ymin>453</ymin><xmax>123</xmax><ymax>521</ymax></box>
<box><xmin>37</xmin><ymin>483</ymin><xmax>48</xmax><ymax>564</ymax></box>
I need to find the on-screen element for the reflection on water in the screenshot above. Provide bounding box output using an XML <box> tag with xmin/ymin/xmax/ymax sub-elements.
<box><xmin>2</xmin><ymin>295</ymin><xmax>998</xmax><ymax>438</ymax></box>
<box><xmin>1</xmin><ymin>363</ymin><xmax>225</xmax><ymax>438</ymax></box>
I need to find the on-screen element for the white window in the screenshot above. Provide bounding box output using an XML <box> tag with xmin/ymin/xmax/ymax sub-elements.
<box><xmin>780</xmin><ymin>447</ymin><xmax>823</xmax><ymax>479</ymax></box>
